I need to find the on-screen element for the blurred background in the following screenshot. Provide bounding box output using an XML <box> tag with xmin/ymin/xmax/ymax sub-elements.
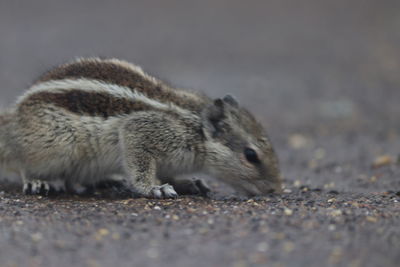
<box><xmin>0</xmin><ymin>1</ymin><xmax>399</xmax><ymax>266</ymax></box>
<box><xmin>1</xmin><ymin>0</ymin><xmax>399</xmax><ymax>189</ymax></box>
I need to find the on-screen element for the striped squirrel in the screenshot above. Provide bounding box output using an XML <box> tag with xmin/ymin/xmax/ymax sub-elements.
<box><xmin>0</xmin><ymin>58</ymin><xmax>282</xmax><ymax>198</ymax></box>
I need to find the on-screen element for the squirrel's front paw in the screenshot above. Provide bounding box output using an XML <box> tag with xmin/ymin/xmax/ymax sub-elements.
<box><xmin>149</xmin><ymin>184</ymin><xmax>178</xmax><ymax>199</ymax></box>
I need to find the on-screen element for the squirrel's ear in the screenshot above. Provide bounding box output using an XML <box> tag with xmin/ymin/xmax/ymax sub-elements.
<box><xmin>208</xmin><ymin>98</ymin><xmax>225</xmax><ymax>121</ymax></box>
<box><xmin>223</xmin><ymin>94</ymin><xmax>239</xmax><ymax>108</ymax></box>
<box><xmin>202</xmin><ymin>98</ymin><xmax>226</xmax><ymax>138</ymax></box>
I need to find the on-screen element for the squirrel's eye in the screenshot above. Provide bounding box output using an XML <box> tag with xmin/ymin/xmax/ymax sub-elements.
<box><xmin>244</xmin><ymin>148</ymin><xmax>260</xmax><ymax>164</ymax></box>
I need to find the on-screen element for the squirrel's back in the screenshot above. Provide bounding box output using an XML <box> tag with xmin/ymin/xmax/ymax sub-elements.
<box><xmin>16</xmin><ymin>58</ymin><xmax>209</xmax><ymax>120</ymax></box>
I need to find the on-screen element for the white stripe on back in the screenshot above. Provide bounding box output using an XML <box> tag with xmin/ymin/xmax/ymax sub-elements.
<box><xmin>18</xmin><ymin>78</ymin><xmax>191</xmax><ymax>115</ymax></box>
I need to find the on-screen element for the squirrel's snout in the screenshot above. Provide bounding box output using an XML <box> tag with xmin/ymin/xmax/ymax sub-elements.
<box><xmin>237</xmin><ymin>178</ymin><xmax>282</xmax><ymax>196</ymax></box>
<box><xmin>256</xmin><ymin>178</ymin><xmax>283</xmax><ymax>195</ymax></box>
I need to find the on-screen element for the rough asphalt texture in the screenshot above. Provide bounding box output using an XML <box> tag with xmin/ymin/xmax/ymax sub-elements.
<box><xmin>0</xmin><ymin>0</ymin><xmax>399</xmax><ymax>266</ymax></box>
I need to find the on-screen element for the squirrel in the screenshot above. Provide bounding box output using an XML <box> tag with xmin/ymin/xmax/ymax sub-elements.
<box><xmin>0</xmin><ymin>58</ymin><xmax>282</xmax><ymax>198</ymax></box>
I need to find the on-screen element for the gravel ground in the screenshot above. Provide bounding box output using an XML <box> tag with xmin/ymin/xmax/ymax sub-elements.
<box><xmin>0</xmin><ymin>1</ymin><xmax>399</xmax><ymax>266</ymax></box>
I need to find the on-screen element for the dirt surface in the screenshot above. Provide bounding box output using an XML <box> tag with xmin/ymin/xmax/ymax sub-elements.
<box><xmin>0</xmin><ymin>0</ymin><xmax>399</xmax><ymax>266</ymax></box>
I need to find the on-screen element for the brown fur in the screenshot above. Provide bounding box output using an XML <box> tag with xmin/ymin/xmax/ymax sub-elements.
<box><xmin>18</xmin><ymin>90</ymin><xmax>154</xmax><ymax>118</ymax></box>
<box><xmin>36</xmin><ymin>59</ymin><xmax>209</xmax><ymax>113</ymax></box>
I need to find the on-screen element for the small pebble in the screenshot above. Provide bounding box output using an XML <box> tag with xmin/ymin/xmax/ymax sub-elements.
<box><xmin>324</xmin><ymin>182</ymin><xmax>336</xmax><ymax>189</ymax></box>
<box><xmin>284</xmin><ymin>208</ymin><xmax>293</xmax><ymax>216</ymax></box>
<box><xmin>366</xmin><ymin>216</ymin><xmax>378</xmax><ymax>223</ymax></box>
<box><xmin>288</xmin><ymin>134</ymin><xmax>309</xmax><ymax>149</ymax></box>
<box><xmin>372</xmin><ymin>155</ymin><xmax>393</xmax><ymax>168</ymax></box>
<box><xmin>328</xmin><ymin>225</ymin><xmax>336</xmax><ymax>231</ymax></box>
<box><xmin>301</xmin><ymin>187</ymin><xmax>309</xmax><ymax>192</ymax></box>
<box><xmin>112</xmin><ymin>233</ymin><xmax>120</xmax><ymax>240</ymax></box>
<box><xmin>330</xmin><ymin>209</ymin><xmax>342</xmax><ymax>217</ymax></box>
<box><xmin>98</xmin><ymin>228</ymin><xmax>109</xmax><ymax>236</ymax></box>
<box><xmin>31</xmin><ymin>232</ymin><xmax>43</xmax><ymax>242</ymax></box>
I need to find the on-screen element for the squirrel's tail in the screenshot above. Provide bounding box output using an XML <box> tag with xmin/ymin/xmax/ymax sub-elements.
<box><xmin>0</xmin><ymin>111</ymin><xmax>13</xmax><ymax>165</ymax></box>
<box><xmin>0</xmin><ymin>111</ymin><xmax>21</xmax><ymax>184</ymax></box>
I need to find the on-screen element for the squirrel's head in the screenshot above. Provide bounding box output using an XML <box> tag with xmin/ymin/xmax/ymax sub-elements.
<box><xmin>202</xmin><ymin>95</ymin><xmax>282</xmax><ymax>196</ymax></box>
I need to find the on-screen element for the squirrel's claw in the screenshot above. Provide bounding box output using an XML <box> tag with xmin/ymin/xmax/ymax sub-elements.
<box><xmin>23</xmin><ymin>179</ymin><xmax>66</xmax><ymax>196</ymax></box>
<box><xmin>23</xmin><ymin>180</ymin><xmax>50</xmax><ymax>195</ymax></box>
<box><xmin>150</xmin><ymin>184</ymin><xmax>178</xmax><ymax>199</ymax></box>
